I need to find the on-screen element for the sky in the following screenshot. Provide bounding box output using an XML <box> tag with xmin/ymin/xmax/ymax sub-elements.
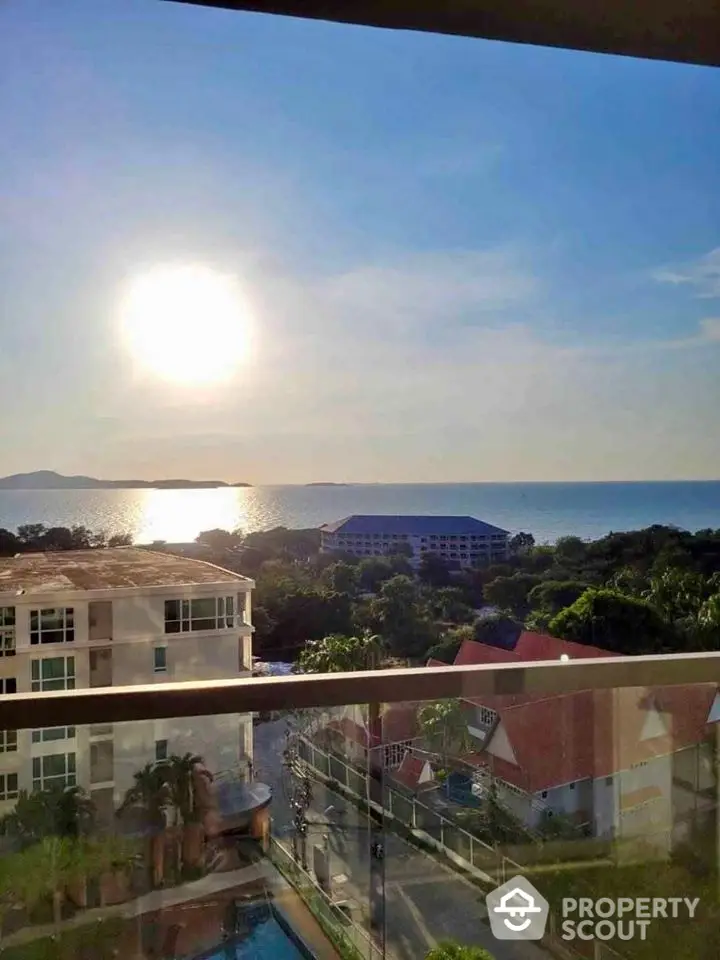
<box><xmin>1</xmin><ymin>1</ymin><xmax>719</xmax><ymax>484</ymax></box>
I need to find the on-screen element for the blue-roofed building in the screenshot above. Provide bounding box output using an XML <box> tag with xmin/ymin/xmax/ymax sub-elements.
<box><xmin>319</xmin><ymin>515</ymin><xmax>510</xmax><ymax>568</ymax></box>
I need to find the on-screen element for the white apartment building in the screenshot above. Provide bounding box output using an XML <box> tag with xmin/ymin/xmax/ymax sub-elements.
<box><xmin>319</xmin><ymin>515</ymin><xmax>510</xmax><ymax>568</ymax></box>
<box><xmin>0</xmin><ymin>548</ymin><xmax>254</xmax><ymax>825</ymax></box>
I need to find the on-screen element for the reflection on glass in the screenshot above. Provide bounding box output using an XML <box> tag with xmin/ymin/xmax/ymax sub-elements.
<box><xmin>4</xmin><ymin>684</ymin><xmax>718</xmax><ymax>958</ymax></box>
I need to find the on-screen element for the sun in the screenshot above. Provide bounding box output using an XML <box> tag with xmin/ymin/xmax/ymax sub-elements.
<box><xmin>119</xmin><ymin>264</ymin><xmax>252</xmax><ymax>384</ymax></box>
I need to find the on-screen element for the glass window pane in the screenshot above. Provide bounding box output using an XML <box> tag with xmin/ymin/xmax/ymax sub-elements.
<box><xmin>191</xmin><ymin>598</ymin><xmax>216</xmax><ymax>619</ymax></box>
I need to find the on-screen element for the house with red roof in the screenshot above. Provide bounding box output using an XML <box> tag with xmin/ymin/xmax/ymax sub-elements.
<box><xmin>323</xmin><ymin>702</ymin><xmax>421</xmax><ymax>771</ymax></box>
<box><xmin>390</xmin><ymin>753</ymin><xmax>435</xmax><ymax>793</ymax></box>
<box><xmin>434</xmin><ymin>632</ymin><xmax>719</xmax><ymax>851</ymax></box>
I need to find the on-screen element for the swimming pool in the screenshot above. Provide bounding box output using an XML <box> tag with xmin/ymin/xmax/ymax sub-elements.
<box><xmin>195</xmin><ymin>902</ymin><xmax>313</xmax><ymax>960</ymax></box>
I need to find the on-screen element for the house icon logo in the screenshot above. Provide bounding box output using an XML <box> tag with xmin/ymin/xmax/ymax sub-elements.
<box><xmin>486</xmin><ymin>875</ymin><xmax>549</xmax><ymax>940</ymax></box>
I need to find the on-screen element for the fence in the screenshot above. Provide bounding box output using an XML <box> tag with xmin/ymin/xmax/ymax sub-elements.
<box><xmin>270</xmin><ymin>836</ymin><xmax>384</xmax><ymax>960</ymax></box>
<box><xmin>296</xmin><ymin>735</ymin><xmax>515</xmax><ymax>883</ymax></box>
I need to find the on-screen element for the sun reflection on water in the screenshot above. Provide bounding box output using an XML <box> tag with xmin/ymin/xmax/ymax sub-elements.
<box><xmin>134</xmin><ymin>489</ymin><xmax>250</xmax><ymax>543</ymax></box>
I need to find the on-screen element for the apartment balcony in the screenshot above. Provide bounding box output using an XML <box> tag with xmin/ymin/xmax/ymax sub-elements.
<box><xmin>0</xmin><ymin>652</ymin><xmax>718</xmax><ymax>959</ymax></box>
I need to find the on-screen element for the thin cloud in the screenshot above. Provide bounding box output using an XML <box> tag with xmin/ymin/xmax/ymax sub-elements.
<box><xmin>653</xmin><ymin>247</ymin><xmax>720</xmax><ymax>299</ymax></box>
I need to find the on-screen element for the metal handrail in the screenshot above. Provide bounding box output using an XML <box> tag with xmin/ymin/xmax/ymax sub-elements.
<box><xmin>1</xmin><ymin>650</ymin><xmax>719</xmax><ymax>729</ymax></box>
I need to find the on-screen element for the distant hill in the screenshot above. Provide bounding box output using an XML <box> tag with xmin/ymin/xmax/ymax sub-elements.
<box><xmin>0</xmin><ymin>471</ymin><xmax>251</xmax><ymax>490</ymax></box>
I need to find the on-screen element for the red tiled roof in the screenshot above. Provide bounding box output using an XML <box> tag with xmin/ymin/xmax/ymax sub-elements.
<box><xmin>326</xmin><ymin>717</ymin><xmax>369</xmax><ymax>747</ymax></box>
<box><xmin>439</xmin><ymin>633</ymin><xmax>717</xmax><ymax>793</ymax></box>
<box><xmin>464</xmin><ymin>684</ymin><xmax>717</xmax><ymax>793</ymax></box>
<box><xmin>453</xmin><ymin>632</ymin><xmax>617</xmax><ymax>669</ymax></box>
<box><xmin>391</xmin><ymin>753</ymin><xmax>433</xmax><ymax>792</ymax></box>
<box><xmin>454</xmin><ymin>640</ymin><xmax>519</xmax><ymax>666</ymax></box>
<box><xmin>515</xmin><ymin>630</ymin><xmax>619</xmax><ymax>662</ymax></box>
<box><xmin>327</xmin><ymin>704</ymin><xmax>419</xmax><ymax>750</ymax></box>
<box><xmin>370</xmin><ymin>703</ymin><xmax>419</xmax><ymax>747</ymax></box>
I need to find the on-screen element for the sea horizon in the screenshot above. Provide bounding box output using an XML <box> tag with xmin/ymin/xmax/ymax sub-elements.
<box><xmin>0</xmin><ymin>480</ymin><xmax>717</xmax><ymax>547</ymax></box>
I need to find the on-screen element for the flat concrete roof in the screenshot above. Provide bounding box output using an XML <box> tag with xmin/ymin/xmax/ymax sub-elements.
<box><xmin>0</xmin><ymin>548</ymin><xmax>251</xmax><ymax>596</ymax></box>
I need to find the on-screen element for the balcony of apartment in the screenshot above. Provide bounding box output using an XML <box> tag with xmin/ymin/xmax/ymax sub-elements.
<box><xmin>0</xmin><ymin>651</ymin><xmax>719</xmax><ymax>960</ymax></box>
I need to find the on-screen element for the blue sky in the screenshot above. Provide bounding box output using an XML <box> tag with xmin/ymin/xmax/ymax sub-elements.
<box><xmin>1</xmin><ymin>0</ymin><xmax>719</xmax><ymax>482</ymax></box>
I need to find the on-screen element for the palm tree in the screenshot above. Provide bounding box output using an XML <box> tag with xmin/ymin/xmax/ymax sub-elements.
<box><xmin>164</xmin><ymin>753</ymin><xmax>204</xmax><ymax>873</ymax></box>
<box><xmin>1</xmin><ymin>784</ymin><xmax>94</xmax><ymax>847</ymax></box>
<box><xmin>117</xmin><ymin>762</ymin><xmax>170</xmax><ymax>887</ymax></box>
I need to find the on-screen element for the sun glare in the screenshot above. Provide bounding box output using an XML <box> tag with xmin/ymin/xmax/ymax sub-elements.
<box><xmin>119</xmin><ymin>264</ymin><xmax>252</xmax><ymax>384</ymax></box>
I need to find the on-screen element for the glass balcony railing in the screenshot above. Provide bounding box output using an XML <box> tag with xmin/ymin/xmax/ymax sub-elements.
<box><xmin>0</xmin><ymin>653</ymin><xmax>718</xmax><ymax>960</ymax></box>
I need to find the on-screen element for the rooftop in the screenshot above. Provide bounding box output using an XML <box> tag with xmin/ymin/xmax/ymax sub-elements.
<box><xmin>320</xmin><ymin>515</ymin><xmax>509</xmax><ymax>536</ymax></box>
<box><xmin>0</xmin><ymin>547</ymin><xmax>251</xmax><ymax>596</ymax></box>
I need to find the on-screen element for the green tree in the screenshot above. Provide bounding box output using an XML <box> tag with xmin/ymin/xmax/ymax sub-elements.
<box><xmin>425</xmin><ymin>624</ymin><xmax>474</xmax><ymax>663</ymax></box>
<box><xmin>554</xmin><ymin>535</ymin><xmax>588</xmax><ymax>565</ymax></box>
<box><xmin>425</xmin><ymin>942</ymin><xmax>495</xmax><ymax>959</ymax></box>
<box><xmin>1</xmin><ymin>785</ymin><xmax>94</xmax><ymax>847</ymax></box>
<box><xmin>357</xmin><ymin>556</ymin><xmax>412</xmax><ymax>592</ymax></box>
<box><xmin>418</xmin><ymin>552</ymin><xmax>453</xmax><ymax>588</ymax></box>
<box><xmin>527</xmin><ymin>579</ymin><xmax>588</xmax><ymax>618</ymax></box>
<box><xmin>699</xmin><ymin>593</ymin><xmax>720</xmax><ymax>628</ymax></box>
<box><xmin>549</xmin><ymin>588</ymin><xmax>671</xmax><ymax>654</ymax></box>
<box><xmin>427</xmin><ymin>586</ymin><xmax>474</xmax><ymax>624</ymax></box>
<box><xmin>196</xmin><ymin>527</ymin><xmax>242</xmax><ymax>550</ymax></box>
<box><xmin>418</xmin><ymin>699</ymin><xmax>471</xmax><ymax>772</ymax></box>
<box><xmin>320</xmin><ymin>561</ymin><xmax>360</xmax><ymax>596</ymax></box>
<box><xmin>367</xmin><ymin>575</ymin><xmax>437</xmax><ymax>658</ymax></box>
<box><xmin>299</xmin><ymin>632</ymin><xmax>385</xmax><ymax>673</ymax></box>
<box><xmin>164</xmin><ymin>753</ymin><xmax>204</xmax><ymax>873</ymax></box>
<box><xmin>483</xmin><ymin>573</ymin><xmax>542</xmax><ymax>619</ymax></box>
<box><xmin>643</xmin><ymin>569</ymin><xmax>713</xmax><ymax>622</ymax></box>
<box><xmin>472</xmin><ymin>614</ymin><xmax>522</xmax><ymax>648</ymax></box>
<box><xmin>253</xmin><ymin>576</ymin><xmax>353</xmax><ymax>658</ymax></box>
<box><xmin>117</xmin><ymin>762</ymin><xmax>170</xmax><ymax>887</ymax></box>
<box><xmin>509</xmin><ymin>531</ymin><xmax>535</xmax><ymax>554</ymax></box>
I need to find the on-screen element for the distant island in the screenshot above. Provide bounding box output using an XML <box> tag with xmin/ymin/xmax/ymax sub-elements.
<box><xmin>0</xmin><ymin>471</ymin><xmax>252</xmax><ymax>490</ymax></box>
<box><xmin>305</xmin><ymin>482</ymin><xmax>350</xmax><ymax>487</ymax></box>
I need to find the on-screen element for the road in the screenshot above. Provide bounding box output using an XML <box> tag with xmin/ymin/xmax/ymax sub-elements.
<box><xmin>253</xmin><ymin>717</ymin><xmax>548</xmax><ymax>960</ymax></box>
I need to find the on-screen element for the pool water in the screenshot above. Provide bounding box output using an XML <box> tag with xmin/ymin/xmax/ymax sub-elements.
<box><xmin>205</xmin><ymin>917</ymin><xmax>308</xmax><ymax>959</ymax></box>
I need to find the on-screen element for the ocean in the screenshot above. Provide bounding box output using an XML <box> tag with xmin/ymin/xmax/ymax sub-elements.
<box><xmin>0</xmin><ymin>482</ymin><xmax>717</xmax><ymax>545</ymax></box>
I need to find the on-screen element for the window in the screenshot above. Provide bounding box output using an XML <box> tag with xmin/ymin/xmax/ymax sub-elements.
<box><xmin>569</xmin><ymin>782</ymin><xmax>576</xmax><ymax>790</ymax></box>
<box><xmin>155</xmin><ymin>739</ymin><xmax>168</xmax><ymax>761</ymax></box>
<box><xmin>164</xmin><ymin>596</ymin><xmax>236</xmax><ymax>633</ymax></box>
<box><xmin>383</xmin><ymin>740</ymin><xmax>413</xmax><ymax>769</ymax></box>
<box><xmin>0</xmin><ymin>678</ymin><xmax>16</xmax><ymax>695</ymax></box>
<box><xmin>605</xmin><ymin>776</ymin><xmax>614</xmax><ymax>786</ymax></box>
<box><xmin>32</xmin><ymin>726</ymin><xmax>76</xmax><ymax>743</ymax></box>
<box><xmin>0</xmin><ymin>730</ymin><xmax>17</xmax><ymax>753</ymax></box>
<box><xmin>30</xmin><ymin>608</ymin><xmax>74</xmax><ymax>645</ymax></box>
<box><xmin>154</xmin><ymin>647</ymin><xmax>167</xmax><ymax>673</ymax></box>
<box><xmin>477</xmin><ymin>707</ymin><xmax>497</xmax><ymax>727</ymax></box>
<box><xmin>0</xmin><ymin>774</ymin><xmax>18</xmax><ymax>802</ymax></box>
<box><xmin>541</xmin><ymin>790</ymin><xmax>548</xmax><ymax>799</ymax></box>
<box><xmin>32</xmin><ymin>752</ymin><xmax>76</xmax><ymax>791</ymax></box>
<box><xmin>31</xmin><ymin>657</ymin><xmax>75</xmax><ymax>691</ymax></box>
<box><xmin>0</xmin><ymin>608</ymin><xmax>15</xmax><ymax>657</ymax></box>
